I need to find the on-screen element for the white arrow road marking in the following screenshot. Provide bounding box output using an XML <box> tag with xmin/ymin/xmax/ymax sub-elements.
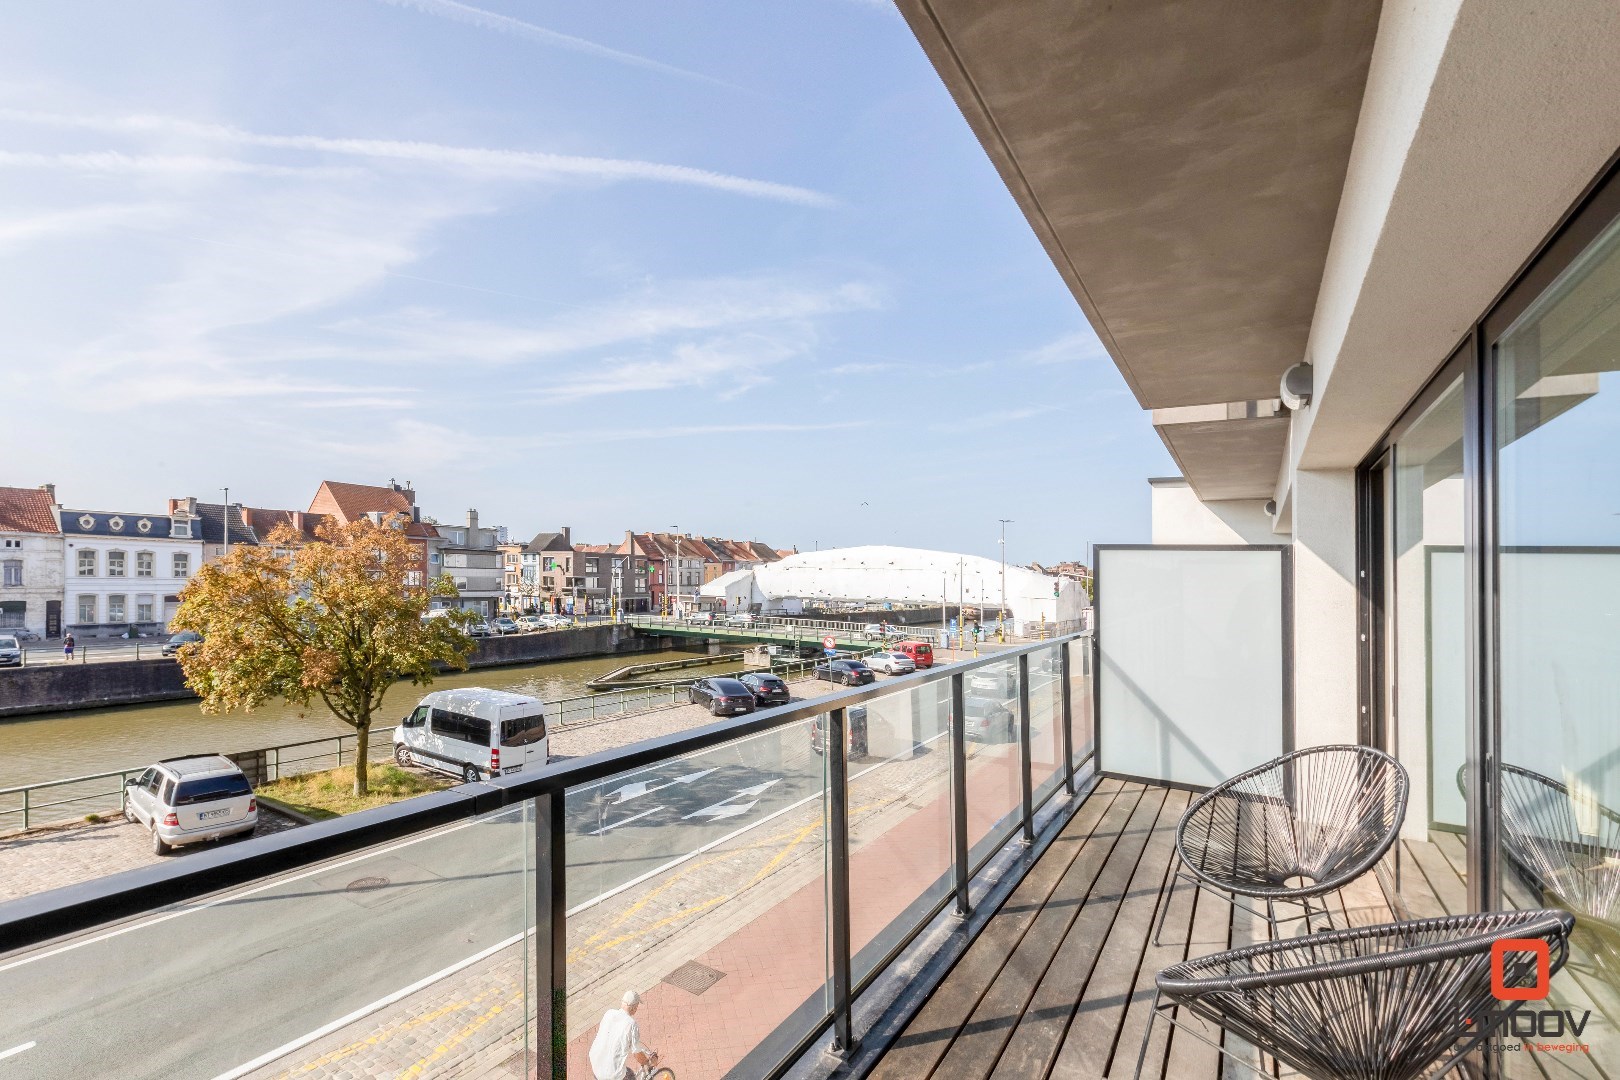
<box><xmin>592</xmin><ymin>806</ymin><xmax>665</xmax><ymax>835</ymax></box>
<box><xmin>0</xmin><ymin>1043</ymin><xmax>36</xmax><ymax>1062</ymax></box>
<box><xmin>683</xmin><ymin>777</ymin><xmax>782</xmax><ymax>820</ymax></box>
<box><xmin>609</xmin><ymin>768</ymin><xmax>717</xmax><ymax>805</ymax></box>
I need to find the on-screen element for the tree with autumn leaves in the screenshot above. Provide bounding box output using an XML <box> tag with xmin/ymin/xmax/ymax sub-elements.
<box><xmin>170</xmin><ymin>515</ymin><xmax>477</xmax><ymax>796</ymax></box>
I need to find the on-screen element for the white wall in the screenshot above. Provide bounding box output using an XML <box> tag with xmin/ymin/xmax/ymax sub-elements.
<box><xmin>1150</xmin><ymin>479</ymin><xmax>1281</xmax><ymax>545</ymax></box>
<box><xmin>1290</xmin><ymin>469</ymin><xmax>1361</xmax><ymax>750</ymax></box>
<box><xmin>0</xmin><ymin>533</ymin><xmax>64</xmax><ymax>635</ymax></box>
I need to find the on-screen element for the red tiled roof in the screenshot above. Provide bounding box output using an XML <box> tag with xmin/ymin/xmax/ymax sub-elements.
<box><xmin>0</xmin><ymin>486</ymin><xmax>60</xmax><ymax>534</ymax></box>
<box><xmin>308</xmin><ymin>480</ymin><xmax>414</xmax><ymax>524</ymax></box>
<box><xmin>244</xmin><ymin>507</ymin><xmax>331</xmax><ymax>544</ymax></box>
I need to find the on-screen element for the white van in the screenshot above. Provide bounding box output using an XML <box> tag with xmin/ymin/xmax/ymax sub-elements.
<box><xmin>393</xmin><ymin>687</ymin><xmax>549</xmax><ymax>783</ymax></box>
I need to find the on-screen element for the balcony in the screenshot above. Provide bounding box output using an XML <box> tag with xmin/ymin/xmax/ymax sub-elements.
<box><xmin>0</xmin><ymin>615</ymin><xmax>1596</xmax><ymax>1080</ymax></box>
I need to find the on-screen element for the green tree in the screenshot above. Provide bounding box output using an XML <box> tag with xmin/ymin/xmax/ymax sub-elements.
<box><xmin>171</xmin><ymin>515</ymin><xmax>476</xmax><ymax>796</ymax></box>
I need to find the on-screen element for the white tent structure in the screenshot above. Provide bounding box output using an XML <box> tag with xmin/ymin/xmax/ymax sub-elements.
<box><xmin>699</xmin><ymin>545</ymin><xmax>1087</xmax><ymax>633</ymax></box>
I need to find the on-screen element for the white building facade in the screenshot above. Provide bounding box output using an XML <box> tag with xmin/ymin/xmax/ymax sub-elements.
<box><xmin>61</xmin><ymin>506</ymin><xmax>204</xmax><ymax>637</ymax></box>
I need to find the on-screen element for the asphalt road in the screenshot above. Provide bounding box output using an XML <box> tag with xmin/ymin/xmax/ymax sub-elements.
<box><xmin>0</xmin><ymin>666</ymin><xmax>1063</xmax><ymax>1079</ymax></box>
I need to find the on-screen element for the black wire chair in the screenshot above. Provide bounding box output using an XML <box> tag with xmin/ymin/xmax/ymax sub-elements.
<box><xmin>1134</xmin><ymin>909</ymin><xmax>1576</xmax><ymax>1080</ymax></box>
<box><xmin>1154</xmin><ymin>745</ymin><xmax>1409</xmax><ymax>944</ymax></box>
<box><xmin>1460</xmin><ymin>761</ymin><xmax>1620</xmax><ymax>978</ymax></box>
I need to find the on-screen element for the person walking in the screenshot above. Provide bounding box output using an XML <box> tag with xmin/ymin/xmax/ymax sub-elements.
<box><xmin>589</xmin><ymin>989</ymin><xmax>656</xmax><ymax>1080</ymax></box>
<box><xmin>63</xmin><ymin>632</ymin><xmax>75</xmax><ymax>660</ymax></box>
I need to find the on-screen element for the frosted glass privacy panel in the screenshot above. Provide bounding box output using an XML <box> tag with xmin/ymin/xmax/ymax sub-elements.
<box><xmin>1096</xmin><ymin>547</ymin><xmax>1287</xmax><ymax>787</ymax></box>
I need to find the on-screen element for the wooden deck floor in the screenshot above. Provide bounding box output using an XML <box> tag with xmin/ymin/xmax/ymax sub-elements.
<box><xmin>869</xmin><ymin>777</ymin><xmax>1394</xmax><ymax>1080</ymax></box>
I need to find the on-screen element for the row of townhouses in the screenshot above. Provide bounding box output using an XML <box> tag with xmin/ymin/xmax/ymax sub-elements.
<box><xmin>0</xmin><ymin>479</ymin><xmax>790</xmax><ymax>638</ymax></box>
<box><xmin>501</xmin><ymin>530</ymin><xmax>790</xmax><ymax>616</ymax></box>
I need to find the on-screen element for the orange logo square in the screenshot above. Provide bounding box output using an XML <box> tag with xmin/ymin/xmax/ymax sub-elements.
<box><xmin>1492</xmin><ymin>938</ymin><xmax>1550</xmax><ymax>1000</ymax></box>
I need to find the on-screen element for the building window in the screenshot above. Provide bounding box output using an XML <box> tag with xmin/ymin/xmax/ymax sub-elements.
<box><xmin>585</xmin><ymin>576</ymin><xmax>599</xmax><ymax>589</ymax></box>
<box><xmin>76</xmin><ymin>549</ymin><xmax>94</xmax><ymax>576</ymax></box>
<box><xmin>107</xmin><ymin>594</ymin><xmax>126</xmax><ymax>622</ymax></box>
<box><xmin>585</xmin><ymin>559</ymin><xmax>599</xmax><ymax>573</ymax></box>
<box><xmin>107</xmin><ymin>550</ymin><xmax>126</xmax><ymax>577</ymax></box>
<box><xmin>77</xmin><ymin>595</ymin><xmax>96</xmax><ymax>623</ymax></box>
<box><xmin>405</xmin><ymin>571</ymin><xmax>423</xmax><ymax>586</ymax></box>
<box><xmin>172</xmin><ymin>553</ymin><xmax>190</xmax><ymax>579</ymax></box>
<box><xmin>170</xmin><ymin>519</ymin><xmax>191</xmax><ymax>538</ymax></box>
<box><xmin>136</xmin><ymin>595</ymin><xmax>154</xmax><ymax>622</ymax></box>
<box><xmin>136</xmin><ymin>551</ymin><xmax>154</xmax><ymax>577</ymax></box>
<box><xmin>543</xmin><ymin>576</ymin><xmax>555</xmax><ymax>588</ymax></box>
<box><xmin>1</xmin><ymin>560</ymin><xmax>19</xmax><ymax>587</ymax></box>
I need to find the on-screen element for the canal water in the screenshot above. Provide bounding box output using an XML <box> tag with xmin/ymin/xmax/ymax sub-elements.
<box><xmin>0</xmin><ymin>651</ymin><xmax>701</xmax><ymax>789</ymax></box>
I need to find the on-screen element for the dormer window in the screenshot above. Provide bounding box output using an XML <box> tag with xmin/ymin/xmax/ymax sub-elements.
<box><xmin>170</xmin><ymin>519</ymin><xmax>192</xmax><ymax>538</ymax></box>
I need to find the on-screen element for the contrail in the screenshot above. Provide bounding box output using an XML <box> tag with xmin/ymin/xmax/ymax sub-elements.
<box><xmin>372</xmin><ymin>0</ymin><xmax>741</xmax><ymax>90</ymax></box>
<box><xmin>0</xmin><ymin>109</ymin><xmax>835</xmax><ymax>207</ymax></box>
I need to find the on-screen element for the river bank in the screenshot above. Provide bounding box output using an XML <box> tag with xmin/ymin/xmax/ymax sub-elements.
<box><xmin>0</xmin><ymin>624</ymin><xmax>666</xmax><ymax>721</ymax></box>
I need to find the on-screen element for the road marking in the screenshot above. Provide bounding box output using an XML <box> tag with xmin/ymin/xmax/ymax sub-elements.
<box><xmin>208</xmin><ymin>929</ymin><xmax>525</xmax><ymax>1080</ymax></box>
<box><xmin>592</xmin><ymin>805</ymin><xmax>664</xmax><ymax>834</ymax></box>
<box><xmin>608</xmin><ymin>767</ymin><xmax>716</xmax><ymax>804</ymax></box>
<box><xmin>0</xmin><ymin>1042</ymin><xmax>35</xmax><ymax>1061</ymax></box>
<box><xmin>682</xmin><ymin>778</ymin><xmax>782</xmax><ymax>820</ymax></box>
<box><xmin>0</xmin><ymin>809</ymin><xmax>506</xmax><ymax>976</ymax></box>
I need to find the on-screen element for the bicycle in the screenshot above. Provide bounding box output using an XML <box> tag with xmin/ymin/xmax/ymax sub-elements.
<box><xmin>633</xmin><ymin>1053</ymin><xmax>675</xmax><ymax>1080</ymax></box>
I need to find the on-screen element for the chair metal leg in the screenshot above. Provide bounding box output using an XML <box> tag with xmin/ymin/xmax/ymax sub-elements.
<box><xmin>1131</xmin><ymin>990</ymin><xmax>1162</xmax><ymax>1080</ymax></box>
<box><xmin>1151</xmin><ymin>869</ymin><xmax>1182</xmax><ymax>947</ymax></box>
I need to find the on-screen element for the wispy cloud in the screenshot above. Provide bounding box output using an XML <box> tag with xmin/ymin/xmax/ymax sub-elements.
<box><xmin>1020</xmin><ymin>330</ymin><xmax>1105</xmax><ymax>366</ymax></box>
<box><xmin>0</xmin><ymin>149</ymin><xmax>356</xmax><ymax>180</ymax></box>
<box><xmin>826</xmin><ymin>361</ymin><xmax>894</xmax><ymax>375</ymax></box>
<box><xmin>373</xmin><ymin>0</ymin><xmax>738</xmax><ymax>89</ymax></box>
<box><xmin>0</xmin><ymin>109</ymin><xmax>834</xmax><ymax>206</ymax></box>
<box><xmin>332</xmin><ymin>278</ymin><xmax>882</xmax><ymax>366</ymax></box>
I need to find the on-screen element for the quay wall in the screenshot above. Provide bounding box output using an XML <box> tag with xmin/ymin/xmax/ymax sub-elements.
<box><xmin>0</xmin><ymin>626</ymin><xmax>665</xmax><ymax>720</ymax></box>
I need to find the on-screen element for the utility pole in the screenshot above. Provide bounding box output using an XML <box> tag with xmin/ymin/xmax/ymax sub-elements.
<box><xmin>998</xmin><ymin>518</ymin><xmax>1013</xmax><ymax>640</ymax></box>
<box><xmin>671</xmin><ymin>527</ymin><xmax>681</xmax><ymax>618</ymax></box>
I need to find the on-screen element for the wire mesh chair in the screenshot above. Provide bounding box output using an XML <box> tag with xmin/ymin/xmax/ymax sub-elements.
<box><xmin>1154</xmin><ymin>745</ymin><xmax>1408</xmax><ymax>944</ymax></box>
<box><xmin>1460</xmin><ymin>761</ymin><xmax>1620</xmax><ymax>978</ymax></box>
<box><xmin>1134</xmin><ymin>909</ymin><xmax>1576</xmax><ymax>1080</ymax></box>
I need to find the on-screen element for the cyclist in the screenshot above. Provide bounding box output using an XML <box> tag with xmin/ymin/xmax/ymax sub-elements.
<box><xmin>589</xmin><ymin>989</ymin><xmax>658</xmax><ymax>1080</ymax></box>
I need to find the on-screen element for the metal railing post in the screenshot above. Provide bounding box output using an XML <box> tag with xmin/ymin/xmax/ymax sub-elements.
<box><xmin>949</xmin><ymin>672</ymin><xmax>970</xmax><ymax>917</ymax></box>
<box><xmin>827</xmin><ymin>705</ymin><xmax>856</xmax><ymax>1055</ymax></box>
<box><xmin>1017</xmin><ymin>653</ymin><xmax>1034</xmax><ymax>846</ymax></box>
<box><xmin>22</xmin><ymin>787</ymin><xmax>29</xmax><ymax>831</ymax></box>
<box><xmin>536</xmin><ymin>790</ymin><xmax>567</xmax><ymax>1079</ymax></box>
<box><xmin>1060</xmin><ymin>643</ymin><xmax>1076</xmax><ymax>795</ymax></box>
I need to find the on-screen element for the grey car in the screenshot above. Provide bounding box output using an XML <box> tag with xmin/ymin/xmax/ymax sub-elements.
<box><xmin>0</xmin><ymin>634</ymin><xmax>20</xmax><ymax>667</ymax></box>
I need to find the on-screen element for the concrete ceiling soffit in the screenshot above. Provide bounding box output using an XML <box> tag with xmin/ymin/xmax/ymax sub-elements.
<box><xmin>1155</xmin><ymin>413</ymin><xmax>1291</xmax><ymax>500</ymax></box>
<box><xmin>896</xmin><ymin>0</ymin><xmax>1381</xmax><ymax>410</ymax></box>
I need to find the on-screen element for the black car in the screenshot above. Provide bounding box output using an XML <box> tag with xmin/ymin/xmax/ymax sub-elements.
<box><xmin>738</xmin><ymin>671</ymin><xmax>791</xmax><ymax>707</ymax></box>
<box><xmin>810</xmin><ymin>706</ymin><xmax>868</xmax><ymax>756</ymax></box>
<box><xmin>687</xmin><ymin>677</ymin><xmax>757</xmax><ymax>717</ymax></box>
<box><xmin>161</xmin><ymin>631</ymin><xmax>203</xmax><ymax>657</ymax></box>
<box><xmin>813</xmin><ymin>659</ymin><xmax>876</xmax><ymax>686</ymax></box>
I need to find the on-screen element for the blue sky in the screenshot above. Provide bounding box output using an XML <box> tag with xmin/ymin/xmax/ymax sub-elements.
<box><xmin>0</xmin><ymin>0</ymin><xmax>1172</xmax><ymax>562</ymax></box>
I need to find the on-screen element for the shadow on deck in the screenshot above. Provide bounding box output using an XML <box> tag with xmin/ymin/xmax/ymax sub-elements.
<box><xmin>865</xmin><ymin>777</ymin><xmax>1394</xmax><ymax>1080</ymax></box>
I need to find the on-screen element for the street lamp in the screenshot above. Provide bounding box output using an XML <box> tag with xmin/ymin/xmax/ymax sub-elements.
<box><xmin>221</xmin><ymin>486</ymin><xmax>230</xmax><ymax>560</ymax></box>
<box><xmin>998</xmin><ymin>519</ymin><xmax>1013</xmax><ymax>640</ymax></box>
<box><xmin>670</xmin><ymin>526</ymin><xmax>682</xmax><ymax>618</ymax></box>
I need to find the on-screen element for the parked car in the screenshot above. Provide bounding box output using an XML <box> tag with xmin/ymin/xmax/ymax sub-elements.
<box><xmin>865</xmin><ymin>651</ymin><xmax>916</xmax><ymax>675</ymax></box>
<box><xmin>810</xmin><ymin>705</ymin><xmax>869</xmax><ymax>757</ymax></box>
<box><xmin>725</xmin><ymin>612</ymin><xmax>755</xmax><ymax>626</ymax></box>
<box><xmin>466</xmin><ymin>618</ymin><xmax>492</xmax><ymax>638</ymax></box>
<box><xmin>123</xmin><ymin>754</ymin><xmax>257</xmax><ymax>855</ymax></box>
<box><xmin>516</xmin><ymin>615</ymin><xmax>546</xmax><ymax>631</ymax></box>
<box><xmin>813</xmin><ymin>659</ymin><xmax>877</xmax><ymax>686</ymax></box>
<box><xmin>738</xmin><ymin>671</ymin><xmax>791</xmax><ymax>706</ymax></box>
<box><xmin>968</xmin><ymin>667</ymin><xmax>1017</xmax><ymax>694</ymax></box>
<box><xmin>538</xmin><ymin>614</ymin><xmax>573</xmax><ymax>629</ymax></box>
<box><xmin>394</xmin><ymin>687</ymin><xmax>549</xmax><ymax>783</ymax></box>
<box><xmin>490</xmin><ymin>616</ymin><xmax>520</xmax><ymax>636</ymax></box>
<box><xmin>892</xmin><ymin>640</ymin><xmax>935</xmax><ymax>669</ymax></box>
<box><xmin>686</xmin><ymin>611</ymin><xmax>714</xmax><ymax>624</ymax></box>
<box><xmin>960</xmin><ymin>694</ymin><xmax>1016</xmax><ymax>743</ymax></box>
<box><xmin>0</xmin><ymin>634</ymin><xmax>20</xmax><ymax>667</ymax></box>
<box><xmin>687</xmin><ymin>677</ymin><xmax>757</xmax><ymax>717</ymax></box>
<box><xmin>161</xmin><ymin>630</ymin><xmax>203</xmax><ymax>657</ymax></box>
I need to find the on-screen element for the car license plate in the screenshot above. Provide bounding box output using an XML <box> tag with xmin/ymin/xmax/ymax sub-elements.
<box><xmin>199</xmin><ymin>807</ymin><xmax>231</xmax><ymax>819</ymax></box>
<box><xmin>503</xmin><ymin>764</ymin><xmax>523</xmax><ymax>775</ymax></box>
